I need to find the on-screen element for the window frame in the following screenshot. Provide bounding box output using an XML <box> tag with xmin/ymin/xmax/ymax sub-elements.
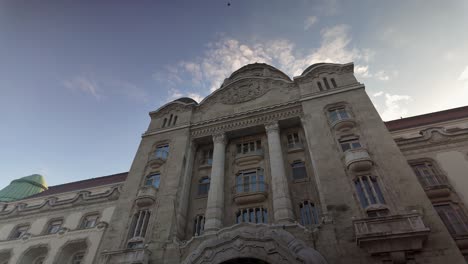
<box><xmin>44</xmin><ymin>218</ymin><xmax>64</xmax><ymax>235</ymax></box>
<box><xmin>328</xmin><ymin>107</ymin><xmax>351</xmax><ymax>124</ymax></box>
<box><xmin>354</xmin><ymin>175</ymin><xmax>386</xmax><ymax>209</ymax></box>
<box><xmin>80</xmin><ymin>213</ymin><xmax>100</xmax><ymax>229</ymax></box>
<box><xmin>236</xmin><ymin>139</ymin><xmax>262</xmax><ymax>155</ymax></box>
<box><xmin>434</xmin><ymin>203</ymin><xmax>468</xmax><ymax>236</ymax></box>
<box><xmin>291</xmin><ymin>161</ymin><xmax>308</xmax><ymax>181</ymax></box>
<box><xmin>299</xmin><ymin>201</ymin><xmax>319</xmax><ymax>226</ymax></box>
<box><xmin>286</xmin><ymin>132</ymin><xmax>301</xmax><ymax>149</ymax></box>
<box><xmin>145</xmin><ymin>173</ymin><xmax>161</xmax><ymax>189</ymax></box>
<box><xmin>127</xmin><ymin>209</ymin><xmax>151</xmax><ymax>247</ymax></box>
<box><xmin>193</xmin><ymin>214</ymin><xmax>205</xmax><ymax>236</ymax></box>
<box><xmin>9</xmin><ymin>224</ymin><xmax>30</xmax><ymax>240</ymax></box>
<box><xmin>235</xmin><ymin>168</ymin><xmax>265</xmax><ymax>193</ymax></box>
<box><xmin>154</xmin><ymin>144</ymin><xmax>169</xmax><ymax>160</ymax></box>
<box><xmin>201</xmin><ymin>148</ymin><xmax>213</xmax><ymax>166</ymax></box>
<box><xmin>235</xmin><ymin>207</ymin><xmax>268</xmax><ymax>224</ymax></box>
<box><xmin>197</xmin><ymin>177</ymin><xmax>210</xmax><ymax>196</ymax></box>
<box><xmin>70</xmin><ymin>251</ymin><xmax>86</xmax><ymax>264</ymax></box>
<box><xmin>409</xmin><ymin>160</ymin><xmax>446</xmax><ymax>188</ymax></box>
<box><xmin>339</xmin><ymin>138</ymin><xmax>362</xmax><ymax>152</ymax></box>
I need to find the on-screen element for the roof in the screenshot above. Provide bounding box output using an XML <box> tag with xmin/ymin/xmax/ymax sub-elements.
<box><xmin>385</xmin><ymin>105</ymin><xmax>468</xmax><ymax>131</ymax></box>
<box><xmin>24</xmin><ymin>172</ymin><xmax>128</xmax><ymax>200</ymax></box>
<box><xmin>0</xmin><ymin>174</ymin><xmax>48</xmax><ymax>202</ymax></box>
<box><xmin>174</xmin><ymin>97</ymin><xmax>198</xmax><ymax>104</ymax></box>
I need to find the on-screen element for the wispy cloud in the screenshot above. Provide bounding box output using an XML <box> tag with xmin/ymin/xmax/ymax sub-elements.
<box><xmin>375</xmin><ymin>70</ymin><xmax>390</xmax><ymax>81</ymax></box>
<box><xmin>63</xmin><ymin>77</ymin><xmax>101</xmax><ymax>100</ymax></box>
<box><xmin>304</xmin><ymin>16</ymin><xmax>318</xmax><ymax>30</ymax></box>
<box><xmin>381</xmin><ymin>93</ymin><xmax>413</xmax><ymax>120</ymax></box>
<box><xmin>155</xmin><ymin>24</ymin><xmax>375</xmax><ymax>101</ymax></box>
<box><xmin>373</xmin><ymin>91</ymin><xmax>384</xmax><ymax>97</ymax></box>
<box><xmin>355</xmin><ymin>65</ymin><xmax>371</xmax><ymax>78</ymax></box>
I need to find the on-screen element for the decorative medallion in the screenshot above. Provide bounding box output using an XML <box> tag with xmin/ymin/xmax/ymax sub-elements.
<box><xmin>218</xmin><ymin>80</ymin><xmax>269</xmax><ymax>105</ymax></box>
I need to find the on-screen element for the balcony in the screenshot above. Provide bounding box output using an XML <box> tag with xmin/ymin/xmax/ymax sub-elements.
<box><xmin>235</xmin><ymin>149</ymin><xmax>264</xmax><ymax>167</ymax></box>
<box><xmin>135</xmin><ymin>186</ymin><xmax>157</xmax><ymax>207</ymax></box>
<box><xmin>424</xmin><ymin>183</ymin><xmax>451</xmax><ymax>199</ymax></box>
<box><xmin>287</xmin><ymin>142</ymin><xmax>304</xmax><ymax>153</ymax></box>
<box><xmin>331</xmin><ymin>117</ymin><xmax>356</xmax><ymax>131</ymax></box>
<box><xmin>232</xmin><ymin>182</ymin><xmax>268</xmax><ymax>205</ymax></box>
<box><xmin>147</xmin><ymin>150</ymin><xmax>168</xmax><ymax>169</ymax></box>
<box><xmin>354</xmin><ymin>213</ymin><xmax>430</xmax><ymax>255</ymax></box>
<box><xmin>101</xmin><ymin>248</ymin><xmax>151</xmax><ymax>264</ymax></box>
<box><xmin>344</xmin><ymin>148</ymin><xmax>373</xmax><ymax>172</ymax></box>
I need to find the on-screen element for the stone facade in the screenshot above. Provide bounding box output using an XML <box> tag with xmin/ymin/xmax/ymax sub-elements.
<box><xmin>0</xmin><ymin>62</ymin><xmax>467</xmax><ymax>264</ymax></box>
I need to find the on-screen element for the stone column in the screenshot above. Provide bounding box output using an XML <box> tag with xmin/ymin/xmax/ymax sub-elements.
<box><xmin>204</xmin><ymin>132</ymin><xmax>226</xmax><ymax>232</ymax></box>
<box><xmin>265</xmin><ymin>122</ymin><xmax>295</xmax><ymax>223</ymax></box>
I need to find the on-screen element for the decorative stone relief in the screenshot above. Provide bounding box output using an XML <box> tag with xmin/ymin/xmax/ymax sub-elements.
<box><xmin>218</xmin><ymin>79</ymin><xmax>269</xmax><ymax>105</ymax></box>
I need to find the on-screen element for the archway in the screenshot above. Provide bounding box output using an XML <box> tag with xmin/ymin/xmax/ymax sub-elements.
<box><xmin>182</xmin><ymin>224</ymin><xmax>328</xmax><ymax>264</ymax></box>
<box><xmin>221</xmin><ymin>258</ymin><xmax>270</xmax><ymax>264</ymax></box>
<box><xmin>53</xmin><ymin>239</ymin><xmax>88</xmax><ymax>264</ymax></box>
<box><xmin>17</xmin><ymin>245</ymin><xmax>48</xmax><ymax>264</ymax></box>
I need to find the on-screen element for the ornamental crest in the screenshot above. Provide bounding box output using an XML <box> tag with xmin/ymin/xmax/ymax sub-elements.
<box><xmin>218</xmin><ymin>80</ymin><xmax>269</xmax><ymax>105</ymax></box>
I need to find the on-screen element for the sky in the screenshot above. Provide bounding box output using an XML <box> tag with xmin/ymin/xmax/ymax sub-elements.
<box><xmin>1</xmin><ymin>0</ymin><xmax>467</xmax><ymax>188</ymax></box>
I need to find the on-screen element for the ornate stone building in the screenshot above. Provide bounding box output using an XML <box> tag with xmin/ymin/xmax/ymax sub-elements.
<box><xmin>1</xmin><ymin>62</ymin><xmax>468</xmax><ymax>264</ymax></box>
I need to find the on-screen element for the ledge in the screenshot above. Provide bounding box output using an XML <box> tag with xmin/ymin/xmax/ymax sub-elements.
<box><xmin>234</xmin><ymin>150</ymin><xmax>264</xmax><ymax>166</ymax></box>
<box><xmin>344</xmin><ymin>148</ymin><xmax>373</xmax><ymax>172</ymax></box>
<box><xmin>101</xmin><ymin>248</ymin><xmax>152</xmax><ymax>264</ymax></box>
<box><xmin>354</xmin><ymin>213</ymin><xmax>430</xmax><ymax>255</ymax></box>
<box><xmin>148</xmin><ymin>155</ymin><xmax>167</xmax><ymax>169</ymax></box>
<box><xmin>233</xmin><ymin>191</ymin><xmax>268</xmax><ymax>205</ymax></box>
<box><xmin>331</xmin><ymin>118</ymin><xmax>356</xmax><ymax>131</ymax></box>
<box><xmin>424</xmin><ymin>184</ymin><xmax>451</xmax><ymax>199</ymax></box>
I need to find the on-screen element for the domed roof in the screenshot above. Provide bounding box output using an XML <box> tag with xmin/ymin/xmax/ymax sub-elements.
<box><xmin>173</xmin><ymin>97</ymin><xmax>198</xmax><ymax>104</ymax></box>
<box><xmin>228</xmin><ymin>63</ymin><xmax>291</xmax><ymax>82</ymax></box>
<box><xmin>300</xmin><ymin>63</ymin><xmax>328</xmax><ymax>76</ymax></box>
<box><xmin>0</xmin><ymin>174</ymin><xmax>48</xmax><ymax>202</ymax></box>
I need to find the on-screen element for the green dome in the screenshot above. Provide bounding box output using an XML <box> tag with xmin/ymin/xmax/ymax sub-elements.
<box><xmin>0</xmin><ymin>174</ymin><xmax>48</xmax><ymax>202</ymax></box>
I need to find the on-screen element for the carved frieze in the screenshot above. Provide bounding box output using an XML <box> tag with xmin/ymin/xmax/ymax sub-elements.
<box><xmin>218</xmin><ymin>79</ymin><xmax>268</xmax><ymax>105</ymax></box>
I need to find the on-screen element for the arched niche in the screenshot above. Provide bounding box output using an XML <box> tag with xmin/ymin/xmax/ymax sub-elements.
<box><xmin>53</xmin><ymin>239</ymin><xmax>88</xmax><ymax>264</ymax></box>
<box><xmin>182</xmin><ymin>224</ymin><xmax>328</xmax><ymax>264</ymax></box>
<box><xmin>17</xmin><ymin>244</ymin><xmax>48</xmax><ymax>264</ymax></box>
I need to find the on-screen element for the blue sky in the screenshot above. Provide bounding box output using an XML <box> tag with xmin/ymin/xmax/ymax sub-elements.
<box><xmin>1</xmin><ymin>0</ymin><xmax>467</xmax><ymax>188</ymax></box>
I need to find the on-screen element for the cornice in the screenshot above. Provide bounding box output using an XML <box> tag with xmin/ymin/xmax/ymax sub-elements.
<box><xmin>299</xmin><ymin>84</ymin><xmax>364</xmax><ymax>102</ymax></box>
<box><xmin>396</xmin><ymin>127</ymin><xmax>468</xmax><ymax>153</ymax></box>
<box><xmin>0</xmin><ymin>185</ymin><xmax>121</xmax><ymax>219</ymax></box>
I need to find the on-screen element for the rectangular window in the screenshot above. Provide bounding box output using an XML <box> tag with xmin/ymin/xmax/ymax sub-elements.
<box><xmin>236</xmin><ymin>140</ymin><xmax>261</xmax><ymax>154</ymax></box>
<box><xmin>81</xmin><ymin>214</ymin><xmax>99</xmax><ymax>229</ymax></box>
<box><xmin>202</xmin><ymin>149</ymin><xmax>213</xmax><ymax>165</ymax></box>
<box><xmin>435</xmin><ymin>204</ymin><xmax>468</xmax><ymax>236</ymax></box>
<box><xmin>292</xmin><ymin>161</ymin><xmax>307</xmax><ymax>180</ymax></box>
<box><xmin>354</xmin><ymin>175</ymin><xmax>385</xmax><ymax>209</ymax></box>
<box><xmin>410</xmin><ymin>162</ymin><xmax>444</xmax><ymax>188</ymax></box>
<box><xmin>317</xmin><ymin>82</ymin><xmax>323</xmax><ymax>91</ymax></box>
<box><xmin>10</xmin><ymin>225</ymin><xmax>29</xmax><ymax>239</ymax></box>
<box><xmin>287</xmin><ymin>132</ymin><xmax>301</xmax><ymax>148</ymax></box>
<box><xmin>128</xmin><ymin>210</ymin><xmax>151</xmax><ymax>241</ymax></box>
<box><xmin>330</xmin><ymin>78</ymin><xmax>337</xmax><ymax>88</ymax></box>
<box><xmin>155</xmin><ymin>145</ymin><xmax>169</xmax><ymax>159</ymax></box>
<box><xmin>47</xmin><ymin>219</ymin><xmax>63</xmax><ymax>234</ymax></box>
<box><xmin>146</xmin><ymin>173</ymin><xmax>161</xmax><ymax>188</ymax></box>
<box><xmin>299</xmin><ymin>201</ymin><xmax>319</xmax><ymax>226</ymax></box>
<box><xmin>323</xmin><ymin>78</ymin><xmax>331</xmax><ymax>90</ymax></box>
<box><xmin>197</xmin><ymin>177</ymin><xmax>210</xmax><ymax>196</ymax></box>
<box><xmin>236</xmin><ymin>169</ymin><xmax>264</xmax><ymax>193</ymax></box>
<box><xmin>236</xmin><ymin>208</ymin><xmax>268</xmax><ymax>224</ymax></box>
<box><xmin>340</xmin><ymin>139</ymin><xmax>362</xmax><ymax>152</ymax></box>
<box><xmin>193</xmin><ymin>215</ymin><xmax>205</xmax><ymax>236</ymax></box>
<box><xmin>328</xmin><ymin>108</ymin><xmax>350</xmax><ymax>123</ymax></box>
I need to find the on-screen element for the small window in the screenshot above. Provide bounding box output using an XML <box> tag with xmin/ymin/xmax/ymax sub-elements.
<box><xmin>299</xmin><ymin>201</ymin><xmax>319</xmax><ymax>226</ymax></box>
<box><xmin>339</xmin><ymin>138</ymin><xmax>362</xmax><ymax>152</ymax></box>
<box><xmin>236</xmin><ymin>140</ymin><xmax>261</xmax><ymax>154</ymax></box>
<box><xmin>46</xmin><ymin>219</ymin><xmax>63</xmax><ymax>234</ymax></box>
<box><xmin>355</xmin><ymin>175</ymin><xmax>385</xmax><ymax>208</ymax></box>
<box><xmin>236</xmin><ymin>208</ymin><xmax>268</xmax><ymax>224</ymax></box>
<box><xmin>287</xmin><ymin>132</ymin><xmax>301</xmax><ymax>148</ymax></box>
<box><xmin>162</xmin><ymin>118</ymin><xmax>167</xmax><ymax>128</ymax></box>
<box><xmin>291</xmin><ymin>161</ymin><xmax>307</xmax><ymax>180</ymax></box>
<box><xmin>173</xmin><ymin>115</ymin><xmax>178</xmax><ymax>125</ymax></box>
<box><xmin>323</xmin><ymin>78</ymin><xmax>331</xmax><ymax>90</ymax></box>
<box><xmin>193</xmin><ymin>215</ymin><xmax>205</xmax><ymax>236</ymax></box>
<box><xmin>330</xmin><ymin>78</ymin><xmax>337</xmax><ymax>88</ymax></box>
<box><xmin>155</xmin><ymin>145</ymin><xmax>169</xmax><ymax>159</ymax></box>
<box><xmin>434</xmin><ymin>203</ymin><xmax>468</xmax><ymax>236</ymax></box>
<box><xmin>168</xmin><ymin>114</ymin><xmax>173</xmax><ymax>125</ymax></box>
<box><xmin>10</xmin><ymin>224</ymin><xmax>29</xmax><ymax>239</ymax></box>
<box><xmin>235</xmin><ymin>168</ymin><xmax>265</xmax><ymax>193</ymax></box>
<box><xmin>71</xmin><ymin>252</ymin><xmax>85</xmax><ymax>264</ymax></box>
<box><xmin>197</xmin><ymin>177</ymin><xmax>210</xmax><ymax>196</ymax></box>
<box><xmin>145</xmin><ymin>173</ymin><xmax>161</xmax><ymax>188</ymax></box>
<box><xmin>328</xmin><ymin>108</ymin><xmax>350</xmax><ymax>123</ymax></box>
<box><xmin>202</xmin><ymin>148</ymin><xmax>213</xmax><ymax>165</ymax></box>
<box><xmin>81</xmin><ymin>213</ymin><xmax>99</xmax><ymax>229</ymax></box>
<box><xmin>317</xmin><ymin>82</ymin><xmax>323</xmax><ymax>91</ymax></box>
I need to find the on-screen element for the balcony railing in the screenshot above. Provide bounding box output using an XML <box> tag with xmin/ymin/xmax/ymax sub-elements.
<box><xmin>148</xmin><ymin>150</ymin><xmax>169</xmax><ymax>169</ymax></box>
<box><xmin>287</xmin><ymin>142</ymin><xmax>304</xmax><ymax>151</ymax></box>
<box><xmin>232</xmin><ymin>181</ymin><xmax>268</xmax><ymax>205</ymax></box>
<box><xmin>135</xmin><ymin>186</ymin><xmax>157</xmax><ymax>207</ymax></box>
<box><xmin>330</xmin><ymin>116</ymin><xmax>356</xmax><ymax>131</ymax></box>
<box><xmin>234</xmin><ymin>149</ymin><xmax>264</xmax><ymax>166</ymax></box>
<box><xmin>354</xmin><ymin>213</ymin><xmax>430</xmax><ymax>255</ymax></box>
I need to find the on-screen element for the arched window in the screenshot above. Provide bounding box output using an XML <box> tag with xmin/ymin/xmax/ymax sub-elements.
<box><xmin>145</xmin><ymin>173</ymin><xmax>160</xmax><ymax>188</ymax></box>
<box><xmin>328</xmin><ymin>107</ymin><xmax>350</xmax><ymax>123</ymax></box>
<box><xmin>299</xmin><ymin>201</ymin><xmax>319</xmax><ymax>226</ymax></box>
<box><xmin>128</xmin><ymin>210</ymin><xmax>151</xmax><ymax>248</ymax></box>
<box><xmin>10</xmin><ymin>224</ymin><xmax>30</xmax><ymax>239</ymax></box>
<box><xmin>198</xmin><ymin>177</ymin><xmax>210</xmax><ymax>196</ymax></box>
<box><xmin>33</xmin><ymin>256</ymin><xmax>45</xmax><ymax>264</ymax></box>
<box><xmin>173</xmin><ymin>115</ymin><xmax>178</xmax><ymax>125</ymax></box>
<box><xmin>291</xmin><ymin>161</ymin><xmax>307</xmax><ymax>180</ymax></box>
<box><xmin>162</xmin><ymin>118</ymin><xmax>167</xmax><ymax>128</ymax></box>
<box><xmin>236</xmin><ymin>208</ymin><xmax>268</xmax><ymax>224</ymax></box>
<box><xmin>435</xmin><ymin>203</ymin><xmax>468</xmax><ymax>236</ymax></box>
<box><xmin>354</xmin><ymin>175</ymin><xmax>385</xmax><ymax>208</ymax></box>
<box><xmin>45</xmin><ymin>218</ymin><xmax>63</xmax><ymax>234</ymax></box>
<box><xmin>80</xmin><ymin>213</ymin><xmax>99</xmax><ymax>229</ymax></box>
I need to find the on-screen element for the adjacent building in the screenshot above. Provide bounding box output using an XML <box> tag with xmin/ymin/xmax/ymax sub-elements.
<box><xmin>0</xmin><ymin>62</ymin><xmax>467</xmax><ymax>264</ymax></box>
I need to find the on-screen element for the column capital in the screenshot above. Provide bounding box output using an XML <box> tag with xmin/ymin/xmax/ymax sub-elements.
<box><xmin>212</xmin><ymin>132</ymin><xmax>226</xmax><ymax>144</ymax></box>
<box><xmin>265</xmin><ymin>121</ymin><xmax>279</xmax><ymax>134</ymax></box>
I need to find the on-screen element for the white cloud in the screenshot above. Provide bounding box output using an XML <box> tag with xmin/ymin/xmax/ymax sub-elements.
<box><xmin>373</xmin><ymin>91</ymin><xmax>384</xmax><ymax>97</ymax></box>
<box><xmin>63</xmin><ymin>77</ymin><xmax>101</xmax><ymax>100</ymax></box>
<box><xmin>155</xmin><ymin>24</ymin><xmax>376</xmax><ymax>101</ymax></box>
<box><xmin>458</xmin><ymin>66</ymin><xmax>468</xmax><ymax>81</ymax></box>
<box><xmin>304</xmin><ymin>16</ymin><xmax>318</xmax><ymax>30</ymax></box>
<box><xmin>381</xmin><ymin>93</ymin><xmax>413</xmax><ymax>120</ymax></box>
<box><xmin>375</xmin><ymin>70</ymin><xmax>390</xmax><ymax>81</ymax></box>
<box><xmin>355</xmin><ymin>65</ymin><xmax>371</xmax><ymax>78</ymax></box>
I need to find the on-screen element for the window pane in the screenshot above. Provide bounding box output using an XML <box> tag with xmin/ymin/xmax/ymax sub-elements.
<box><xmin>341</xmin><ymin>143</ymin><xmax>351</xmax><ymax>152</ymax></box>
<box><xmin>355</xmin><ymin>181</ymin><xmax>368</xmax><ymax>208</ymax></box>
<box><xmin>362</xmin><ymin>177</ymin><xmax>377</xmax><ymax>204</ymax></box>
<box><xmin>329</xmin><ymin>111</ymin><xmax>338</xmax><ymax>123</ymax></box>
<box><xmin>371</xmin><ymin>178</ymin><xmax>385</xmax><ymax>204</ymax></box>
<box><xmin>292</xmin><ymin>162</ymin><xmax>307</xmax><ymax>180</ymax></box>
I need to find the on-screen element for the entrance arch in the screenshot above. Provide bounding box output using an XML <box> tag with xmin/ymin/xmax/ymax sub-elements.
<box><xmin>182</xmin><ymin>224</ymin><xmax>328</xmax><ymax>264</ymax></box>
